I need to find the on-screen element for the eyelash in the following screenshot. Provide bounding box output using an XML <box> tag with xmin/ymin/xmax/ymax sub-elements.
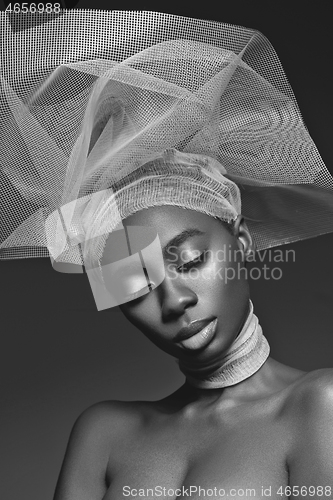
<box><xmin>178</xmin><ymin>252</ymin><xmax>206</xmax><ymax>272</ymax></box>
<box><xmin>126</xmin><ymin>288</ymin><xmax>147</xmax><ymax>302</ymax></box>
<box><xmin>126</xmin><ymin>252</ymin><xmax>206</xmax><ymax>301</ymax></box>
<box><xmin>125</xmin><ymin>272</ymin><xmax>153</xmax><ymax>302</ymax></box>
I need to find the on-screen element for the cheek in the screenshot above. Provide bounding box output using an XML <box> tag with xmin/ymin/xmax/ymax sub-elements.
<box><xmin>200</xmin><ymin>250</ymin><xmax>247</xmax><ymax>297</ymax></box>
<box><xmin>119</xmin><ymin>300</ymin><xmax>177</xmax><ymax>353</ymax></box>
<box><xmin>119</xmin><ymin>299</ymin><xmax>157</xmax><ymax>334</ymax></box>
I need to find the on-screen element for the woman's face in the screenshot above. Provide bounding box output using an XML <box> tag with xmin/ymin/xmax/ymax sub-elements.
<box><xmin>116</xmin><ymin>206</ymin><xmax>251</xmax><ymax>374</ymax></box>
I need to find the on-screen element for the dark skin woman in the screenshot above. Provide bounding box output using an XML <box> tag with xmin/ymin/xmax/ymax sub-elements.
<box><xmin>54</xmin><ymin>205</ymin><xmax>333</xmax><ymax>500</ymax></box>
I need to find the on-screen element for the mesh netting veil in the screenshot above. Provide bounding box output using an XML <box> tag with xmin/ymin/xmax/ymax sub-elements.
<box><xmin>1</xmin><ymin>10</ymin><xmax>333</xmax><ymax>274</ymax></box>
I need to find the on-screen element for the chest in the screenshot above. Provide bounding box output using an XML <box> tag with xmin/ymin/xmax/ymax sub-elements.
<box><xmin>103</xmin><ymin>408</ymin><xmax>290</xmax><ymax>500</ymax></box>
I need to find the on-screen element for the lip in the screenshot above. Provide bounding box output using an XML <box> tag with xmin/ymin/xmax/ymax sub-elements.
<box><xmin>177</xmin><ymin>318</ymin><xmax>218</xmax><ymax>350</ymax></box>
<box><xmin>174</xmin><ymin>317</ymin><xmax>217</xmax><ymax>342</ymax></box>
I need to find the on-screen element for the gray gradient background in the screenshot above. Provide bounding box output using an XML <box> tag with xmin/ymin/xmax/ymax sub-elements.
<box><xmin>1</xmin><ymin>2</ymin><xmax>333</xmax><ymax>499</ymax></box>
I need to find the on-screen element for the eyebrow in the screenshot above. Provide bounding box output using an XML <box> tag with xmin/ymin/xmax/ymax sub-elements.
<box><xmin>162</xmin><ymin>228</ymin><xmax>205</xmax><ymax>259</ymax></box>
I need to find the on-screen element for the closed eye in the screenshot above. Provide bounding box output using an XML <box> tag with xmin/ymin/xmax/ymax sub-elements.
<box><xmin>125</xmin><ymin>270</ymin><xmax>154</xmax><ymax>302</ymax></box>
<box><xmin>178</xmin><ymin>252</ymin><xmax>206</xmax><ymax>273</ymax></box>
<box><xmin>125</xmin><ymin>288</ymin><xmax>149</xmax><ymax>302</ymax></box>
<box><xmin>126</xmin><ymin>252</ymin><xmax>207</xmax><ymax>301</ymax></box>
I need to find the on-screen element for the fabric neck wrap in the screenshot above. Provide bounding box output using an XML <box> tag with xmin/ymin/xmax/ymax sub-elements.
<box><xmin>179</xmin><ymin>301</ymin><xmax>270</xmax><ymax>389</ymax></box>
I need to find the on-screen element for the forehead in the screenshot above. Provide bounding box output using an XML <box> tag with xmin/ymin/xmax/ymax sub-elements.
<box><xmin>122</xmin><ymin>206</ymin><xmax>221</xmax><ymax>245</ymax></box>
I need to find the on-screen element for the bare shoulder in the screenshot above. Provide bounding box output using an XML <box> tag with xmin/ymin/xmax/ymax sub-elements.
<box><xmin>284</xmin><ymin>367</ymin><xmax>333</xmax><ymax>444</ymax></box>
<box><xmin>53</xmin><ymin>400</ymin><xmax>153</xmax><ymax>499</ymax></box>
<box><xmin>75</xmin><ymin>399</ymin><xmax>153</xmax><ymax>441</ymax></box>
<box><xmin>286</xmin><ymin>367</ymin><xmax>333</xmax><ymax>408</ymax></box>
<box><xmin>285</xmin><ymin>368</ymin><xmax>333</xmax><ymax>483</ymax></box>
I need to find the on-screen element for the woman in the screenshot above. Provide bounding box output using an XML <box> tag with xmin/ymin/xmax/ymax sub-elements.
<box><xmin>52</xmin><ymin>151</ymin><xmax>333</xmax><ymax>499</ymax></box>
<box><xmin>1</xmin><ymin>10</ymin><xmax>333</xmax><ymax>500</ymax></box>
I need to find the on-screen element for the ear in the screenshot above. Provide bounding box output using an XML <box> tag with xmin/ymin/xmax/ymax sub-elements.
<box><xmin>232</xmin><ymin>215</ymin><xmax>256</xmax><ymax>260</ymax></box>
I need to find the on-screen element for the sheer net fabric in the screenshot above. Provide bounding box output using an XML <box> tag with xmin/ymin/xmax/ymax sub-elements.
<box><xmin>1</xmin><ymin>10</ymin><xmax>333</xmax><ymax>269</ymax></box>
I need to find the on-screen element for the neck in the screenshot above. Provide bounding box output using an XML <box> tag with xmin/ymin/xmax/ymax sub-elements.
<box><xmin>178</xmin><ymin>300</ymin><xmax>270</xmax><ymax>389</ymax></box>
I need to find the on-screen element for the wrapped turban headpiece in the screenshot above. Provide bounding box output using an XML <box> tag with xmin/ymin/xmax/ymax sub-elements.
<box><xmin>1</xmin><ymin>10</ymin><xmax>333</xmax><ymax>309</ymax></box>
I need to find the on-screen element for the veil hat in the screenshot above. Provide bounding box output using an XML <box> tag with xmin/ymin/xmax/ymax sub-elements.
<box><xmin>1</xmin><ymin>10</ymin><xmax>333</xmax><ymax>309</ymax></box>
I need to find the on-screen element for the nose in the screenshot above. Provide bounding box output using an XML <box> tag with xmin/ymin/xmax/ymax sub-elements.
<box><xmin>160</xmin><ymin>276</ymin><xmax>198</xmax><ymax>321</ymax></box>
